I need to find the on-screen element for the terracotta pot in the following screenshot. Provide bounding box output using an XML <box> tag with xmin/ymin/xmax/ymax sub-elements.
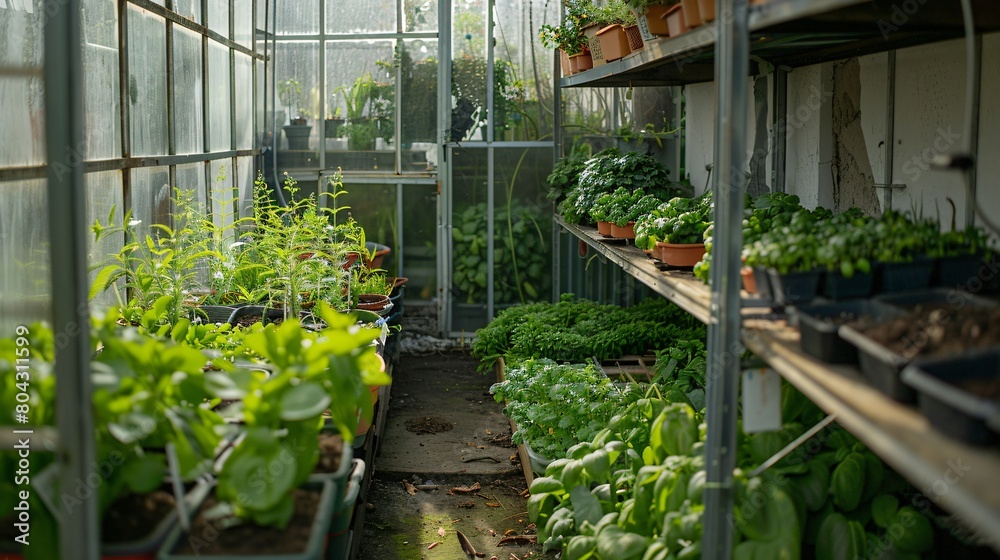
<box><xmin>624</xmin><ymin>25</ymin><xmax>644</xmax><ymax>53</ymax></box>
<box><xmin>657</xmin><ymin>242</ymin><xmax>706</xmax><ymax>267</ymax></box>
<box><xmin>597</xmin><ymin>221</ymin><xmax>614</xmax><ymax>236</ymax></box>
<box><xmin>559</xmin><ymin>49</ymin><xmax>571</xmax><ymax>75</ymax></box>
<box><xmin>356</xmin><ymin>293</ymin><xmax>390</xmax><ymax>312</ymax></box>
<box><xmin>680</xmin><ymin>0</ymin><xmax>703</xmax><ymax>28</ymax></box>
<box><xmin>663</xmin><ymin>3</ymin><xmax>690</xmax><ymax>37</ymax></box>
<box><xmin>569</xmin><ymin>51</ymin><xmax>593</xmax><ymax>73</ymax></box>
<box><xmin>741</xmin><ymin>266</ymin><xmax>757</xmax><ymax>293</ymax></box>
<box><xmin>643</xmin><ymin>4</ymin><xmax>672</xmax><ymax>36</ymax></box>
<box><xmin>698</xmin><ymin>0</ymin><xmax>716</xmax><ymax>21</ymax></box>
<box><xmin>342</xmin><ymin>251</ymin><xmax>361</xmax><ymax>270</ymax></box>
<box><xmin>610</xmin><ymin>222</ymin><xmax>636</xmax><ymax>240</ymax></box>
<box><xmin>596</xmin><ymin>24</ymin><xmax>631</xmax><ymax>62</ymax></box>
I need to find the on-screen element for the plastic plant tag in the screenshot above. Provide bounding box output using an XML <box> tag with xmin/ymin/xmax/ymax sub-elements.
<box><xmin>741</xmin><ymin>367</ymin><xmax>782</xmax><ymax>433</ymax></box>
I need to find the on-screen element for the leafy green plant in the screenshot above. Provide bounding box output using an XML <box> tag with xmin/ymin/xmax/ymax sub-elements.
<box><xmin>538</xmin><ymin>0</ymin><xmax>596</xmax><ymax>55</ymax></box>
<box><xmin>451</xmin><ymin>200</ymin><xmax>548</xmax><ymax>305</ymax></box>
<box><xmin>491</xmin><ymin>359</ymin><xmax>646</xmax><ymax>460</ymax></box>
<box><xmin>336</xmin><ymin>73</ymin><xmax>376</xmax><ymax>121</ymax></box>
<box><xmin>90</xmin><ymin>188</ymin><xmax>219</xmax><ymax>328</ymax></box>
<box><xmin>547</xmin><ymin>144</ymin><xmax>594</xmax><ymax>203</ymax></box>
<box><xmin>594</xmin><ymin>0</ymin><xmax>637</xmax><ymax>26</ymax></box>
<box><xmin>591</xmin><ymin>188</ymin><xmax>665</xmax><ymax>227</ymax></box>
<box><xmin>634</xmin><ymin>192</ymin><xmax>713</xmax><ymax>249</ymax></box>
<box><xmin>561</xmin><ymin>150</ymin><xmax>681</xmax><ymax>225</ymax></box>
<box><xmin>623</xmin><ymin>0</ymin><xmax>679</xmax><ymax>11</ymax></box>
<box><xmin>211</xmin><ymin>304</ymin><xmax>387</xmax><ymax>527</ymax></box>
<box><xmin>472</xmin><ymin>295</ymin><xmax>703</xmax><ymax>373</ymax></box>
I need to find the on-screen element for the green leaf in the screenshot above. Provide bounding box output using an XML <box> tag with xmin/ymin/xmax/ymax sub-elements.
<box><xmin>218</xmin><ymin>427</ymin><xmax>296</xmax><ymax>513</ymax></box>
<box><xmin>871</xmin><ymin>494</ymin><xmax>898</xmax><ymax>529</ymax></box>
<box><xmin>279</xmin><ymin>382</ymin><xmax>331</xmax><ymax>421</ymax></box>
<box><xmin>571</xmin><ymin>484</ymin><xmax>603</xmax><ymax>527</ymax></box>
<box><xmin>119</xmin><ymin>453</ymin><xmax>166</xmax><ymax>495</ymax></box>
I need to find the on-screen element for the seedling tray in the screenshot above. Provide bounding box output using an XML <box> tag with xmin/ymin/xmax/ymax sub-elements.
<box><xmin>902</xmin><ymin>350</ymin><xmax>1000</xmax><ymax>445</ymax></box>
<box><xmin>792</xmin><ymin>300</ymin><xmax>899</xmax><ymax>365</ymax></box>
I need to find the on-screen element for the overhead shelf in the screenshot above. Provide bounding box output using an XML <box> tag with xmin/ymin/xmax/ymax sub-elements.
<box><xmin>557</xmin><ymin>216</ymin><xmax>1000</xmax><ymax>552</ymax></box>
<box><xmin>561</xmin><ymin>0</ymin><xmax>1000</xmax><ymax>87</ymax></box>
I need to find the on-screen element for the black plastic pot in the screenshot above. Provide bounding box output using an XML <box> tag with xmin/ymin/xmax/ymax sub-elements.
<box><xmin>767</xmin><ymin>268</ymin><xmax>822</xmax><ymax>307</ymax></box>
<box><xmin>752</xmin><ymin>266</ymin><xmax>772</xmax><ymax>300</ymax></box>
<box><xmin>792</xmin><ymin>300</ymin><xmax>899</xmax><ymax>365</ymax></box>
<box><xmin>192</xmin><ymin>304</ymin><xmax>241</xmax><ymax>324</ymax></box>
<box><xmin>902</xmin><ymin>350</ymin><xmax>1000</xmax><ymax>445</ymax></box>
<box><xmin>229</xmin><ymin>305</ymin><xmax>285</xmax><ymax>326</ymax></box>
<box><xmin>838</xmin><ymin>323</ymin><xmax>915</xmax><ymax>402</ymax></box>
<box><xmin>875</xmin><ymin>258</ymin><xmax>933</xmax><ymax>294</ymax></box>
<box><xmin>930</xmin><ymin>254</ymin><xmax>983</xmax><ymax>288</ymax></box>
<box><xmin>821</xmin><ymin>270</ymin><xmax>874</xmax><ymax>301</ymax></box>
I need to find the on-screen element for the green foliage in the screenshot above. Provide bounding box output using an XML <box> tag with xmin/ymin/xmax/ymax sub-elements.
<box><xmin>591</xmin><ymin>188</ymin><xmax>666</xmax><ymax>227</ymax></box>
<box><xmin>634</xmin><ymin>191</ymin><xmax>713</xmax><ymax>248</ymax></box>
<box><xmin>538</xmin><ymin>0</ymin><xmax>596</xmax><ymax>55</ymax></box>
<box><xmin>547</xmin><ymin>144</ymin><xmax>594</xmax><ymax>203</ymax></box>
<box><xmin>472</xmin><ymin>295</ymin><xmax>703</xmax><ymax>373</ymax></box>
<box><xmin>560</xmin><ymin>150</ymin><xmax>681</xmax><ymax>225</ymax></box>
<box><xmin>491</xmin><ymin>359</ymin><xmax>646</xmax><ymax>459</ymax></box>
<box><xmin>451</xmin><ymin>201</ymin><xmax>548</xmax><ymax>305</ymax></box>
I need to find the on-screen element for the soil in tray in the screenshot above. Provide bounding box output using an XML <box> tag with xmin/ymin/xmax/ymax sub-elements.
<box><xmin>102</xmin><ymin>488</ymin><xmax>176</xmax><ymax>543</ymax></box>
<box><xmin>313</xmin><ymin>432</ymin><xmax>345</xmax><ymax>474</ymax></box>
<box><xmin>172</xmin><ymin>488</ymin><xmax>321</xmax><ymax>555</ymax></box>
<box><xmin>860</xmin><ymin>304</ymin><xmax>1000</xmax><ymax>359</ymax></box>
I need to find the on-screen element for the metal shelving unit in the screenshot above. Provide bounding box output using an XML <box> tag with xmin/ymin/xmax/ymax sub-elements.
<box><xmin>561</xmin><ymin>0</ymin><xmax>1000</xmax><ymax>88</ymax></box>
<box><xmin>555</xmin><ymin>220</ymin><xmax>1000</xmax><ymax>552</ymax></box>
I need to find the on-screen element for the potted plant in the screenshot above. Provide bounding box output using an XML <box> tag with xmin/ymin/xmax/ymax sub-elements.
<box><xmin>279</xmin><ymin>78</ymin><xmax>312</xmax><ymax>150</ymax></box>
<box><xmin>624</xmin><ymin>0</ymin><xmax>676</xmax><ymax>38</ymax></box>
<box><xmin>539</xmin><ymin>0</ymin><xmax>593</xmax><ymax>74</ymax></box>
<box><xmin>594</xmin><ymin>0</ymin><xmax>640</xmax><ymax>61</ymax></box>
<box><xmin>634</xmin><ymin>192</ymin><xmax>712</xmax><ymax>267</ymax></box>
<box><xmin>351</xmin><ymin>268</ymin><xmax>393</xmax><ymax>315</ymax></box>
<box><xmin>324</xmin><ymin>107</ymin><xmax>345</xmax><ymax>138</ymax></box>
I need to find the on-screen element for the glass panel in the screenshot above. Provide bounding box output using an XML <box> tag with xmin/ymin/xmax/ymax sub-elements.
<box><xmin>323</xmin><ymin>40</ymin><xmax>395</xmax><ymax>171</ymax></box>
<box><xmin>208</xmin><ymin>41</ymin><xmax>232</xmax><ymax>150</ymax></box>
<box><xmin>208</xmin><ymin>159</ymin><xmax>236</xmax><ymax>232</ymax></box>
<box><xmin>234</xmin><ymin>0</ymin><xmax>253</xmax><ymax>46</ymax></box>
<box><xmin>493</xmin><ymin>146</ymin><xmax>552</xmax><ymax>308</ymax></box>
<box><xmin>449</xmin><ymin>147</ymin><xmax>489</xmax><ymax>330</ymax></box>
<box><xmin>451</xmin><ymin>0</ymin><xmax>488</xmax><ymax>141</ymax></box>
<box><xmin>234</xmin><ymin>53</ymin><xmax>254</xmax><ymax>150</ymax></box>
<box><xmin>402</xmin><ymin>184</ymin><xmax>437</xmax><ymax>301</ymax></box>
<box><xmin>562</xmin><ymin>87</ymin><xmax>623</xmax><ymax>140</ymax></box>
<box><xmin>494</xmin><ymin>0</ymin><xmax>557</xmax><ymax>141</ymax></box>
<box><xmin>340</xmin><ymin>183</ymin><xmax>398</xmax><ymax>277</ymax></box>
<box><xmin>173</xmin><ymin>26</ymin><xmax>205</xmax><ymax>154</ymax></box>
<box><xmin>325</xmin><ymin>0</ymin><xmax>396</xmax><ymax>34</ymax></box>
<box><xmin>276</xmin><ymin>0</ymin><xmax>318</xmax><ymax>35</ymax></box>
<box><xmin>274</xmin><ymin>41</ymin><xmax>320</xmax><ymax>169</ymax></box>
<box><xmin>236</xmin><ymin>156</ymin><xmax>254</xmax><ymax>217</ymax></box>
<box><xmin>0</xmin><ymin>77</ymin><xmax>45</xmax><ymax>167</ymax></box>
<box><xmin>174</xmin><ymin>0</ymin><xmax>202</xmax><ymax>24</ymax></box>
<box><xmin>399</xmin><ymin>39</ymin><xmax>438</xmax><ymax>170</ymax></box>
<box><xmin>86</xmin><ymin>171</ymin><xmax>124</xmax><ymax>308</ymax></box>
<box><xmin>208</xmin><ymin>0</ymin><xmax>229</xmax><ymax>36</ymax></box>
<box><xmin>0</xmin><ymin>0</ymin><xmax>43</xmax><ymax>68</ymax></box>
<box><xmin>130</xmin><ymin>166</ymin><xmax>172</xmax><ymax>241</ymax></box>
<box><xmin>128</xmin><ymin>5</ymin><xmax>169</xmax><ymax>156</ymax></box>
<box><xmin>175</xmin><ymin>162</ymin><xmax>208</xmax><ymax>211</ymax></box>
<box><xmin>404</xmin><ymin>0</ymin><xmax>438</xmax><ymax>32</ymax></box>
<box><xmin>82</xmin><ymin>0</ymin><xmax>120</xmax><ymax>160</ymax></box>
<box><xmin>0</xmin><ymin>180</ymin><xmax>51</xmax><ymax>330</ymax></box>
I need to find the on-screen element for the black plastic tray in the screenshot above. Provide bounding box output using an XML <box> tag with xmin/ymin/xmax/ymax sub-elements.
<box><xmin>822</xmin><ymin>270</ymin><xmax>874</xmax><ymax>301</ymax></box>
<box><xmin>767</xmin><ymin>268</ymin><xmax>822</xmax><ymax>307</ymax></box>
<box><xmin>875</xmin><ymin>259</ymin><xmax>933</xmax><ymax>293</ymax></box>
<box><xmin>902</xmin><ymin>350</ymin><xmax>1000</xmax><ymax>445</ymax></box>
<box><xmin>841</xmin><ymin>290</ymin><xmax>998</xmax><ymax>402</ymax></box>
<box><xmin>792</xmin><ymin>300</ymin><xmax>899</xmax><ymax>365</ymax></box>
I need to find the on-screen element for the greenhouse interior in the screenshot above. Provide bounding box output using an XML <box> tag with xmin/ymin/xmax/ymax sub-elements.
<box><xmin>3</xmin><ymin>0</ymin><xmax>1000</xmax><ymax>558</ymax></box>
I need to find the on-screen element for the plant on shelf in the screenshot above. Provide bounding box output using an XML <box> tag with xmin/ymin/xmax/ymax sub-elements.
<box><xmin>593</xmin><ymin>187</ymin><xmax>664</xmax><ymax>227</ymax></box>
<box><xmin>595</xmin><ymin>0</ymin><xmax>637</xmax><ymax>27</ymax></box>
<box><xmin>337</xmin><ymin>73</ymin><xmax>376</xmax><ymax>122</ymax></box>
<box><xmin>539</xmin><ymin>0</ymin><xmax>595</xmax><ymax>56</ymax></box>
<box><xmin>561</xmin><ymin>149</ymin><xmax>681</xmax><ymax>225</ymax></box>
<box><xmin>634</xmin><ymin>191</ymin><xmax>713</xmax><ymax>248</ymax></box>
<box><xmin>90</xmin><ymin>188</ymin><xmax>219</xmax><ymax>328</ymax></box>
<box><xmin>350</xmin><ymin>267</ymin><xmax>392</xmax><ymax>308</ymax></box>
<box><xmin>546</xmin><ymin>144</ymin><xmax>594</xmax><ymax>204</ymax></box>
<box><xmin>278</xmin><ymin>78</ymin><xmax>306</xmax><ymax>124</ymax></box>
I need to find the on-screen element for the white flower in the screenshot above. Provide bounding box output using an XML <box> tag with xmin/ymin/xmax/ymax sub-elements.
<box><xmin>229</xmin><ymin>241</ymin><xmax>246</xmax><ymax>250</ymax></box>
<box><xmin>213</xmin><ymin>271</ymin><xmax>224</xmax><ymax>280</ymax></box>
<box><xmin>128</xmin><ymin>219</ymin><xmax>142</xmax><ymax>227</ymax></box>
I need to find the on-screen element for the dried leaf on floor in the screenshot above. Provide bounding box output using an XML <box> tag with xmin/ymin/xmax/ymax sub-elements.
<box><xmin>450</xmin><ymin>482</ymin><xmax>482</xmax><ymax>494</ymax></box>
<box><xmin>402</xmin><ymin>480</ymin><xmax>418</xmax><ymax>495</ymax></box>
<box><xmin>438</xmin><ymin>527</ymin><xmax>447</xmax><ymax>537</ymax></box>
<box><xmin>486</xmin><ymin>502</ymin><xmax>501</xmax><ymax>507</ymax></box>
<box><xmin>485</xmin><ymin>428</ymin><xmax>492</xmax><ymax>435</ymax></box>
<box><xmin>497</xmin><ymin>535</ymin><xmax>537</xmax><ymax>546</ymax></box>
<box><xmin>457</xmin><ymin>530</ymin><xmax>478</xmax><ymax>557</ymax></box>
<box><xmin>428</xmin><ymin>542</ymin><xmax>441</xmax><ymax>550</ymax></box>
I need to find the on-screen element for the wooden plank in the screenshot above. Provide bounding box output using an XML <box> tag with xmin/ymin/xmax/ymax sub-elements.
<box><xmin>496</xmin><ymin>357</ymin><xmax>537</xmax><ymax>487</ymax></box>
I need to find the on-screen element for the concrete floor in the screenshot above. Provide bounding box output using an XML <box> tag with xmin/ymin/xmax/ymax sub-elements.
<box><xmin>359</xmin><ymin>350</ymin><xmax>541</xmax><ymax>560</ymax></box>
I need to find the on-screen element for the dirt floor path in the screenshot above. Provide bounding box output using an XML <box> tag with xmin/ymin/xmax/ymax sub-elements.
<box><xmin>359</xmin><ymin>350</ymin><xmax>541</xmax><ymax>560</ymax></box>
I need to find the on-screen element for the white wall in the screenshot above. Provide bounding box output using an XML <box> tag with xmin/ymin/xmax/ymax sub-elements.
<box><xmin>688</xmin><ymin>31</ymin><xmax>1000</xmax><ymax>225</ymax></box>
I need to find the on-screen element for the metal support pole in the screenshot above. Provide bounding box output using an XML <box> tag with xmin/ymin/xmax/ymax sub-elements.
<box><xmin>883</xmin><ymin>51</ymin><xmax>896</xmax><ymax>212</ymax></box>
<box><xmin>437</xmin><ymin>0</ymin><xmax>452</xmax><ymax>334</ymax></box>
<box><xmin>772</xmin><ymin>68</ymin><xmax>788</xmax><ymax>193</ymax></box>
<box><xmin>486</xmin><ymin>0</ymin><xmax>495</xmax><ymax>320</ymax></box>
<box><xmin>703</xmin><ymin>0</ymin><xmax>749</xmax><ymax>558</ymax></box>
<box><xmin>965</xmin><ymin>36</ymin><xmax>982</xmax><ymax>228</ymax></box>
<box><xmin>44</xmin><ymin>2</ymin><xmax>100</xmax><ymax>558</ymax></box>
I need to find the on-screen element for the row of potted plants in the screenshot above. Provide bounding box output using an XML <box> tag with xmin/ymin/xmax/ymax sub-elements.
<box><xmin>1</xmin><ymin>301</ymin><xmax>388</xmax><ymax>560</ymax></box>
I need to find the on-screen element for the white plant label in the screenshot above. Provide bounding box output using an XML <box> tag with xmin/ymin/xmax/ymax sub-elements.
<box><xmin>741</xmin><ymin>367</ymin><xmax>782</xmax><ymax>433</ymax></box>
